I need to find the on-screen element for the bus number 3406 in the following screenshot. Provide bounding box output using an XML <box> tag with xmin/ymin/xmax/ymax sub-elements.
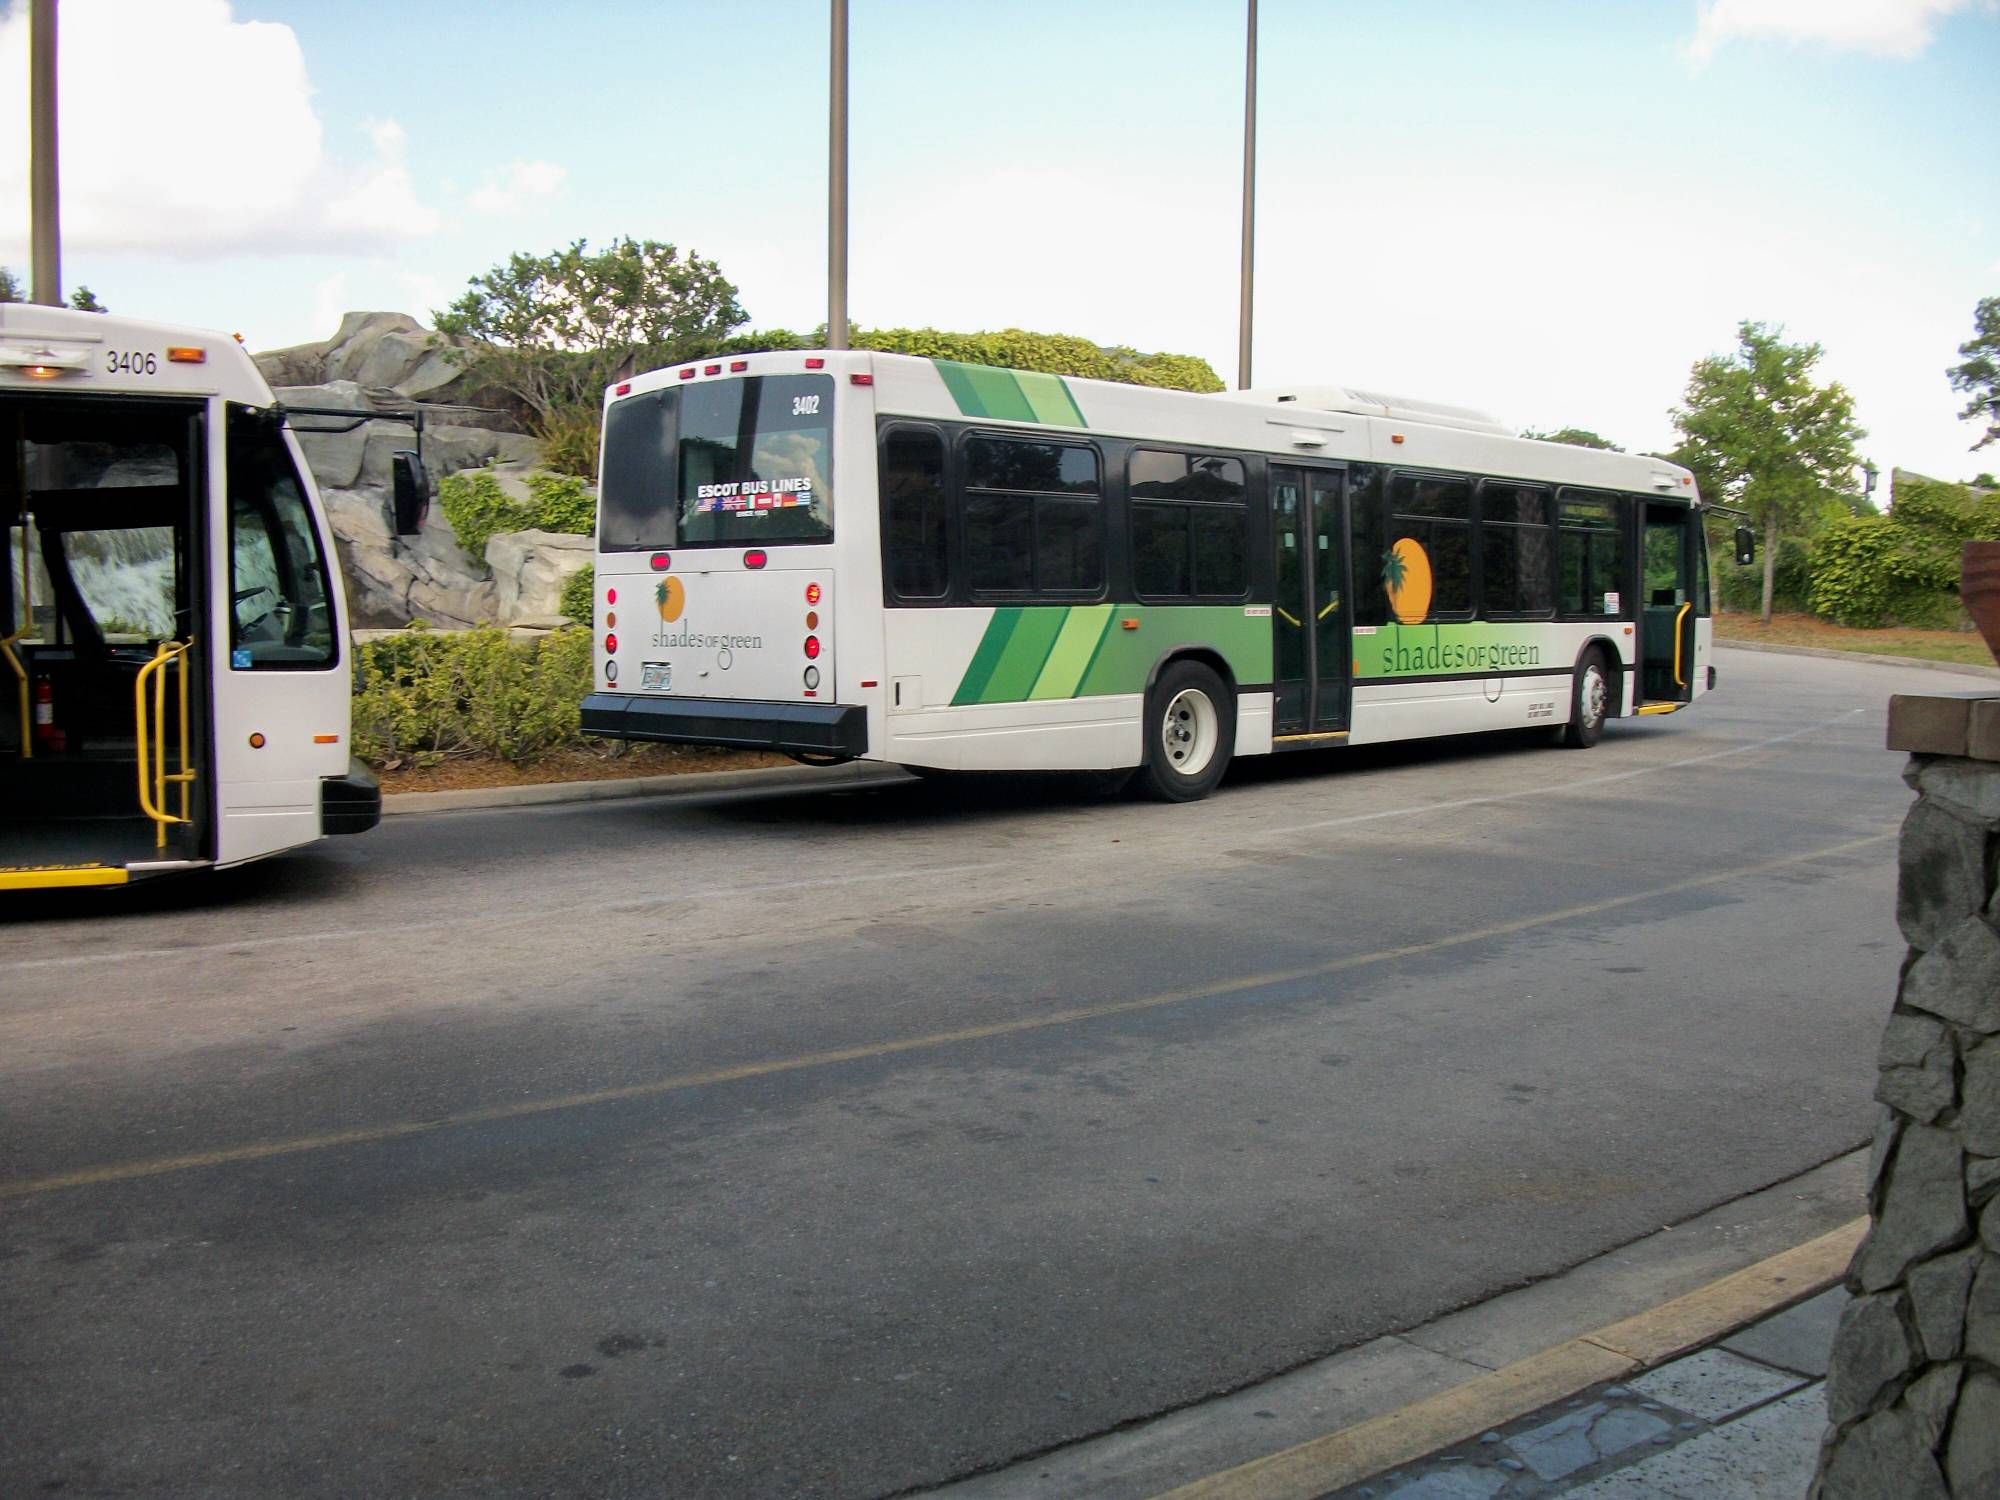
<box><xmin>105</xmin><ymin>350</ymin><xmax>158</xmax><ymax>375</ymax></box>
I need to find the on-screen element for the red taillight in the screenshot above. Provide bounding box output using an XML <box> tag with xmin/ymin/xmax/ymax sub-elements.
<box><xmin>704</xmin><ymin>364</ymin><xmax>721</xmax><ymax>375</ymax></box>
<box><xmin>678</xmin><ymin>368</ymin><xmax>695</xmax><ymax>380</ymax></box>
<box><xmin>850</xmin><ymin>373</ymin><xmax>873</xmax><ymax>385</ymax></box>
<box><xmin>744</xmin><ymin>549</ymin><xmax>767</xmax><ymax>569</ymax></box>
<box><xmin>805</xmin><ymin>357</ymin><xmax>825</xmax><ymax>369</ymax></box>
<box><xmin>615</xmin><ymin>382</ymin><xmax>632</xmax><ymax>396</ymax></box>
<box><xmin>730</xmin><ymin>360</ymin><xmax>748</xmax><ymax>372</ymax></box>
<box><xmin>804</xmin><ymin>635</ymin><xmax>821</xmax><ymax>659</ymax></box>
<box><xmin>650</xmin><ymin>553</ymin><xmax>671</xmax><ymax>571</ymax></box>
<box><xmin>606</xmin><ymin>587</ymin><xmax>618</xmax><ymax>604</ymax></box>
<box><xmin>805</xmin><ymin>582</ymin><xmax>822</xmax><ymax>605</ymax></box>
<box><xmin>604</xmin><ymin>633</ymin><xmax>618</xmax><ymax>654</ymax></box>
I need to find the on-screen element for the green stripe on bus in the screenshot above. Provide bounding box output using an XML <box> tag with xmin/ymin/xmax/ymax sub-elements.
<box><xmin>951</xmin><ymin>607</ymin><xmax>1024</xmax><ymax>705</ymax></box>
<box><xmin>980</xmin><ymin>607</ymin><xmax>1070</xmax><ymax>702</ymax></box>
<box><xmin>1028</xmin><ymin>606</ymin><xmax>1114</xmax><ymax>699</ymax></box>
<box><xmin>932</xmin><ymin>360</ymin><xmax>1085</xmax><ymax>427</ymax></box>
<box><xmin>1016</xmin><ymin>370</ymin><xmax>1086</xmax><ymax>427</ymax></box>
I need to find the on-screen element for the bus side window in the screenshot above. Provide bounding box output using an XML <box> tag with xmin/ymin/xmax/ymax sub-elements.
<box><xmin>1129</xmin><ymin>449</ymin><xmax>1248</xmax><ymax>600</ymax></box>
<box><xmin>1387</xmin><ymin>472</ymin><xmax>1474</xmax><ymax>619</ymax></box>
<box><xmin>1555</xmin><ymin>490</ymin><xmax>1626</xmax><ymax>617</ymax></box>
<box><xmin>226</xmin><ymin>405</ymin><xmax>336</xmax><ymax>669</ymax></box>
<box><xmin>962</xmin><ymin>435</ymin><xmax>1102</xmax><ymax>597</ymax></box>
<box><xmin>1478</xmin><ymin>480</ymin><xmax>1554</xmax><ymax>618</ymax></box>
<box><xmin>882</xmin><ymin>427</ymin><xmax>949</xmax><ymax>601</ymax></box>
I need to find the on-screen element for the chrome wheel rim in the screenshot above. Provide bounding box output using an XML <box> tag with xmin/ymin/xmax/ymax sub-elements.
<box><xmin>1582</xmin><ymin>666</ymin><xmax>1607</xmax><ymax>728</ymax></box>
<box><xmin>1162</xmin><ymin>688</ymin><xmax>1219</xmax><ymax>777</ymax></box>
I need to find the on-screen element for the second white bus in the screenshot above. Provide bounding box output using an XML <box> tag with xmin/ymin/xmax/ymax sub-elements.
<box><xmin>581</xmin><ymin>351</ymin><xmax>1714</xmax><ymax>801</ymax></box>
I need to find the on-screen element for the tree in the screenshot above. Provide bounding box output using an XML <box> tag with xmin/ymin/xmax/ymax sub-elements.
<box><xmin>1949</xmin><ymin>296</ymin><xmax>2000</xmax><ymax>451</ymax></box>
<box><xmin>1520</xmin><ymin>426</ymin><xmax>1623</xmax><ymax>451</ymax></box>
<box><xmin>0</xmin><ymin>266</ymin><xmax>20</xmax><ymax>302</ymax></box>
<box><xmin>1671</xmin><ymin>321</ymin><xmax>1865</xmax><ymax>624</ymax></box>
<box><xmin>433</xmin><ymin>237</ymin><xmax>747</xmax><ymax>431</ymax></box>
<box><xmin>67</xmin><ymin>286</ymin><xmax>106</xmax><ymax>313</ymax></box>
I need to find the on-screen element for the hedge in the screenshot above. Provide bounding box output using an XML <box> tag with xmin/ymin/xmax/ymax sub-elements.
<box><xmin>437</xmin><ymin>469</ymin><xmax>596</xmax><ymax>558</ymax></box>
<box><xmin>352</xmin><ymin>626</ymin><xmax>592</xmax><ymax>764</ymax></box>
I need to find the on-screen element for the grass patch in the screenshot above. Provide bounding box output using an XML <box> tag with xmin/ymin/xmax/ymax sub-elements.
<box><xmin>1715</xmin><ymin>612</ymin><xmax>1998</xmax><ymax>668</ymax></box>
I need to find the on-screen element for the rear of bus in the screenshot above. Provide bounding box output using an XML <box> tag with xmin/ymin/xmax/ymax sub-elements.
<box><xmin>580</xmin><ymin>351</ymin><xmax>879</xmax><ymax>762</ymax></box>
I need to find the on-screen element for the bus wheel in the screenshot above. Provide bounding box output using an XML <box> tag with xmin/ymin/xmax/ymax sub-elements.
<box><xmin>1136</xmin><ymin>661</ymin><xmax>1233</xmax><ymax>801</ymax></box>
<box><xmin>1561</xmin><ymin>651</ymin><xmax>1611</xmax><ymax>749</ymax></box>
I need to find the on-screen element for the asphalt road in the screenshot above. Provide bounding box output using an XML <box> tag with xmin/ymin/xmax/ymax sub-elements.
<box><xmin>0</xmin><ymin>647</ymin><xmax>1952</xmax><ymax>1498</ymax></box>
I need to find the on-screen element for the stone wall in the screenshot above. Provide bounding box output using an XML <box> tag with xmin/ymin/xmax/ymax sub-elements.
<box><xmin>1813</xmin><ymin>693</ymin><xmax>2000</xmax><ymax>1498</ymax></box>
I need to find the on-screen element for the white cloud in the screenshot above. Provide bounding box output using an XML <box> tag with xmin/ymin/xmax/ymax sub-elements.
<box><xmin>1687</xmin><ymin>0</ymin><xmax>1981</xmax><ymax>63</ymax></box>
<box><xmin>0</xmin><ymin>0</ymin><xmax>436</xmax><ymax>259</ymax></box>
<box><xmin>467</xmin><ymin>160</ymin><xmax>569</xmax><ymax>215</ymax></box>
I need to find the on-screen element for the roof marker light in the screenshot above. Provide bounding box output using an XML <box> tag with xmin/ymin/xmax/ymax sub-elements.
<box><xmin>805</xmin><ymin>357</ymin><xmax>825</xmax><ymax>369</ymax></box>
<box><xmin>850</xmin><ymin>373</ymin><xmax>873</xmax><ymax>386</ymax></box>
<box><xmin>704</xmin><ymin>364</ymin><xmax>722</xmax><ymax>375</ymax></box>
<box><xmin>730</xmin><ymin>360</ymin><xmax>748</xmax><ymax>372</ymax></box>
<box><xmin>679</xmin><ymin>368</ymin><xmax>696</xmax><ymax>380</ymax></box>
<box><xmin>615</xmin><ymin>382</ymin><xmax>632</xmax><ymax>395</ymax></box>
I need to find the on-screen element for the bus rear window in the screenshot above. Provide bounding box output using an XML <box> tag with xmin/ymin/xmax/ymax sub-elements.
<box><xmin>598</xmin><ymin>388</ymin><xmax>678</xmax><ymax>552</ymax></box>
<box><xmin>678</xmin><ymin>374</ymin><xmax>834</xmax><ymax>546</ymax></box>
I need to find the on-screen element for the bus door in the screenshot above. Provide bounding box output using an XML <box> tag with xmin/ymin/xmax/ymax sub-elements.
<box><xmin>1639</xmin><ymin>503</ymin><xmax>1697</xmax><ymax>707</ymax></box>
<box><xmin>1271</xmin><ymin>464</ymin><xmax>1351</xmax><ymax>737</ymax></box>
<box><xmin>2</xmin><ymin>394</ymin><xmax>211</xmax><ymax>878</ymax></box>
<box><xmin>206</xmin><ymin>404</ymin><xmax>348</xmax><ymax>867</ymax></box>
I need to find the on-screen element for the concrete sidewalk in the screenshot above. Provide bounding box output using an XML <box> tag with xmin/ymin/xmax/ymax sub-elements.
<box><xmin>1316</xmin><ymin>1288</ymin><xmax>1845</xmax><ymax>1499</ymax></box>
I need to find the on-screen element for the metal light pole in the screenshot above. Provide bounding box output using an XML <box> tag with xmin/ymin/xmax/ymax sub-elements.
<box><xmin>30</xmin><ymin>0</ymin><xmax>62</xmax><ymax>307</ymax></box>
<box><xmin>1237</xmin><ymin>0</ymin><xmax>1256</xmax><ymax>390</ymax></box>
<box><xmin>827</xmin><ymin>0</ymin><xmax>849</xmax><ymax>350</ymax></box>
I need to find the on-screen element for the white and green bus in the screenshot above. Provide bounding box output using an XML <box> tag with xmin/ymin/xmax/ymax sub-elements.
<box><xmin>581</xmin><ymin>351</ymin><xmax>1715</xmax><ymax>800</ymax></box>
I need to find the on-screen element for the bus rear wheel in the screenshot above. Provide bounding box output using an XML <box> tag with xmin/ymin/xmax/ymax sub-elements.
<box><xmin>1560</xmin><ymin>651</ymin><xmax>1611</xmax><ymax>749</ymax></box>
<box><xmin>1135</xmin><ymin>660</ymin><xmax>1233</xmax><ymax>802</ymax></box>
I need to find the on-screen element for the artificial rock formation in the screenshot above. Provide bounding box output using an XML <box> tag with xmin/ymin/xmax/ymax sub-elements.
<box><xmin>254</xmin><ymin>313</ymin><xmax>586</xmax><ymax>630</ymax></box>
<box><xmin>1814</xmin><ymin>696</ymin><xmax>2000</xmax><ymax>1499</ymax></box>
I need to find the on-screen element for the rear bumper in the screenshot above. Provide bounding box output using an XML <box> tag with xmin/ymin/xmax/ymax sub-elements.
<box><xmin>322</xmin><ymin>758</ymin><xmax>382</xmax><ymax>835</ymax></box>
<box><xmin>581</xmin><ymin>693</ymin><xmax>869</xmax><ymax>758</ymax></box>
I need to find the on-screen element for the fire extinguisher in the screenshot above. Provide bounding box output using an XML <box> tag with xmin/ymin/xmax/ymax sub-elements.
<box><xmin>32</xmin><ymin>676</ymin><xmax>63</xmax><ymax>753</ymax></box>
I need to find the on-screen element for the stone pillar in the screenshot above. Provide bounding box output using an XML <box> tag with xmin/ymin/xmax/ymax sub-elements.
<box><xmin>1813</xmin><ymin>691</ymin><xmax>2000</xmax><ymax>1499</ymax></box>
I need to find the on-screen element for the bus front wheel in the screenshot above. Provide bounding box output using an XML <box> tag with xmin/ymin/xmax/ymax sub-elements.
<box><xmin>1561</xmin><ymin>652</ymin><xmax>1611</xmax><ymax>749</ymax></box>
<box><xmin>1136</xmin><ymin>661</ymin><xmax>1234</xmax><ymax>802</ymax></box>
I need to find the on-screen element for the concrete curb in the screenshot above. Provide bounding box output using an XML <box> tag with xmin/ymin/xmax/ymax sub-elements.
<box><xmin>381</xmin><ymin>760</ymin><xmax>903</xmax><ymax>816</ymax></box>
<box><xmin>1151</xmin><ymin>1218</ymin><xmax>1865</xmax><ymax>1500</ymax></box>
<box><xmin>1716</xmin><ymin>638</ymin><xmax>2000</xmax><ymax>679</ymax></box>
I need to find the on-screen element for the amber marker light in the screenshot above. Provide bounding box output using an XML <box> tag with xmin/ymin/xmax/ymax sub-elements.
<box><xmin>248</xmin><ymin>733</ymin><xmax>266</xmax><ymax>749</ymax></box>
<box><xmin>805</xmin><ymin>611</ymin><xmax>819</xmax><ymax>630</ymax></box>
<box><xmin>167</xmin><ymin>346</ymin><xmax>206</xmax><ymax>364</ymax></box>
<box><xmin>313</xmin><ymin>734</ymin><xmax>339</xmax><ymax>744</ymax></box>
<box><xmin>1121</xmin><ymin>618</ymin><xmax>1140</xmax><ymax>631</ymax></box>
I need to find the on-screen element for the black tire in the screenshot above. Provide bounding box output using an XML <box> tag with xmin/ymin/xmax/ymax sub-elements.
<box><xmin>1133</xmin><ymin>660</ymin><xmax>1234</xmax><ymax>802</ymax></box>
<box><xmin>1560</xmin><ymin>650</ymin><xmax>1612</xmax><ymax>749</ymax></box>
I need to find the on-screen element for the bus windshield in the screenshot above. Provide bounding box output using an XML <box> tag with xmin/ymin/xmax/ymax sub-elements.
<box><xmin>598</xmin><ymin>374</ymin><xmax>834</xmax><ymax>550</ymax></box>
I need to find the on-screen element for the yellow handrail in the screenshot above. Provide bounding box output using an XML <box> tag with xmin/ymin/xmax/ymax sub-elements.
<box><xmin>1671</xmin><ymin>602</ymin><xmax>1693</xmax><ymax>689</ymax></box>
<box><xmin>0</xmin><ymin>630</ymin><xmax>27</xmax><ymax>760</ymax></box>
<box><xmin>135</xmin><ymin>640</ymin><xmax>195</xmax><ymax>848</ymax></box>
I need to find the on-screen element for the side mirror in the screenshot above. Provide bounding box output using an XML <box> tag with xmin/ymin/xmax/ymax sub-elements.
<box><xmin>1733</xmin><ymin>525</ymin><xmax>1755</xmax><ymax>567</ymax></box>
<box><xmin>391</xmin><ymin>451</ymin><xmax>429</xmax><ymax>537</ymax></box>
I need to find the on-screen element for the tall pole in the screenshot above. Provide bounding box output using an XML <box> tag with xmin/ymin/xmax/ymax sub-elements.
<box><xmin>1237</xmin><ymin>0</ymin><xmax>1256</xmax><ymax>390</ymax></box>
<box><xmin>827</xmin><ymin>0</ymin><xmax>849</xmax><ymax>350</ymax></box>
<box><xmin>30</xmin><ymin>0</ymin><xmax>61</xmax><ymax>307</ymax></box>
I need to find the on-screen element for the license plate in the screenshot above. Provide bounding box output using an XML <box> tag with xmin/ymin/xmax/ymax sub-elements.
<box><xmin>641</xmin><ymin>661</ymin><xmax>671</xmax><ymax>691</ymax></box>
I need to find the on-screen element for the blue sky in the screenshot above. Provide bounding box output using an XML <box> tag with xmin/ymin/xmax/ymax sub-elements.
<box><xmin>3</xmin><ymin>0</ymin><xmax>1996</xmax><ymax>483</ymax></box>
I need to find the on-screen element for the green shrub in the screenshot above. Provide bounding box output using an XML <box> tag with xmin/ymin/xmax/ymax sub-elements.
<box><xmin>525</xmin><ymin>471</ymin><xmax>596</xmax><ymax>534</ymax></box>
<box><xmin>1716</xmin><ymin>536</ymin><xmax>1812</xmax><ymax>614</ymax></box>
<box><xmin>437</xmin><ymin>467</ymin><xmax>596</xmax><ymax>559</ymax></box>
<box><xmin>351</xmin><ymin>625</ymin><xmax>592</xmax><ymax>764</ymax></box>
<box><xmin>558</xmin><ymin>562</ymin><xmax>595</xmax><ymax>625</ymax></box>
<box><xmin>538</xmin><ymin>403</ymin><xmax>601</xmax><ymax>479</ymax></box>
<box><xmin>849</xmin><ymin>327</ymin><xmax>1225</xmax><ymax>393</ymax></box>
<box><xmin>1806</xmin><ymin>515</ymin><xmax>1959</xmax><ymax>628</ymax></box>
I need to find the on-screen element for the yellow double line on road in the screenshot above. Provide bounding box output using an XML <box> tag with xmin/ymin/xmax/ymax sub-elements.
<box><xmin>1</xmin><ymin>830</ymin><xmax>1892</xmax><ymax>1202</ymax></box>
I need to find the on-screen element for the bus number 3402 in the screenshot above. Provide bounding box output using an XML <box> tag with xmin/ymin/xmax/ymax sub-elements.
<box><xmin>106</xmin><ymin>350</ymin><xmax>158</xmax><ymax>375</ymax></box>
<box><xmin>792</xmin><ymin>394</ymin><xmax>820</xmax><ymax>416</ymax></box>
